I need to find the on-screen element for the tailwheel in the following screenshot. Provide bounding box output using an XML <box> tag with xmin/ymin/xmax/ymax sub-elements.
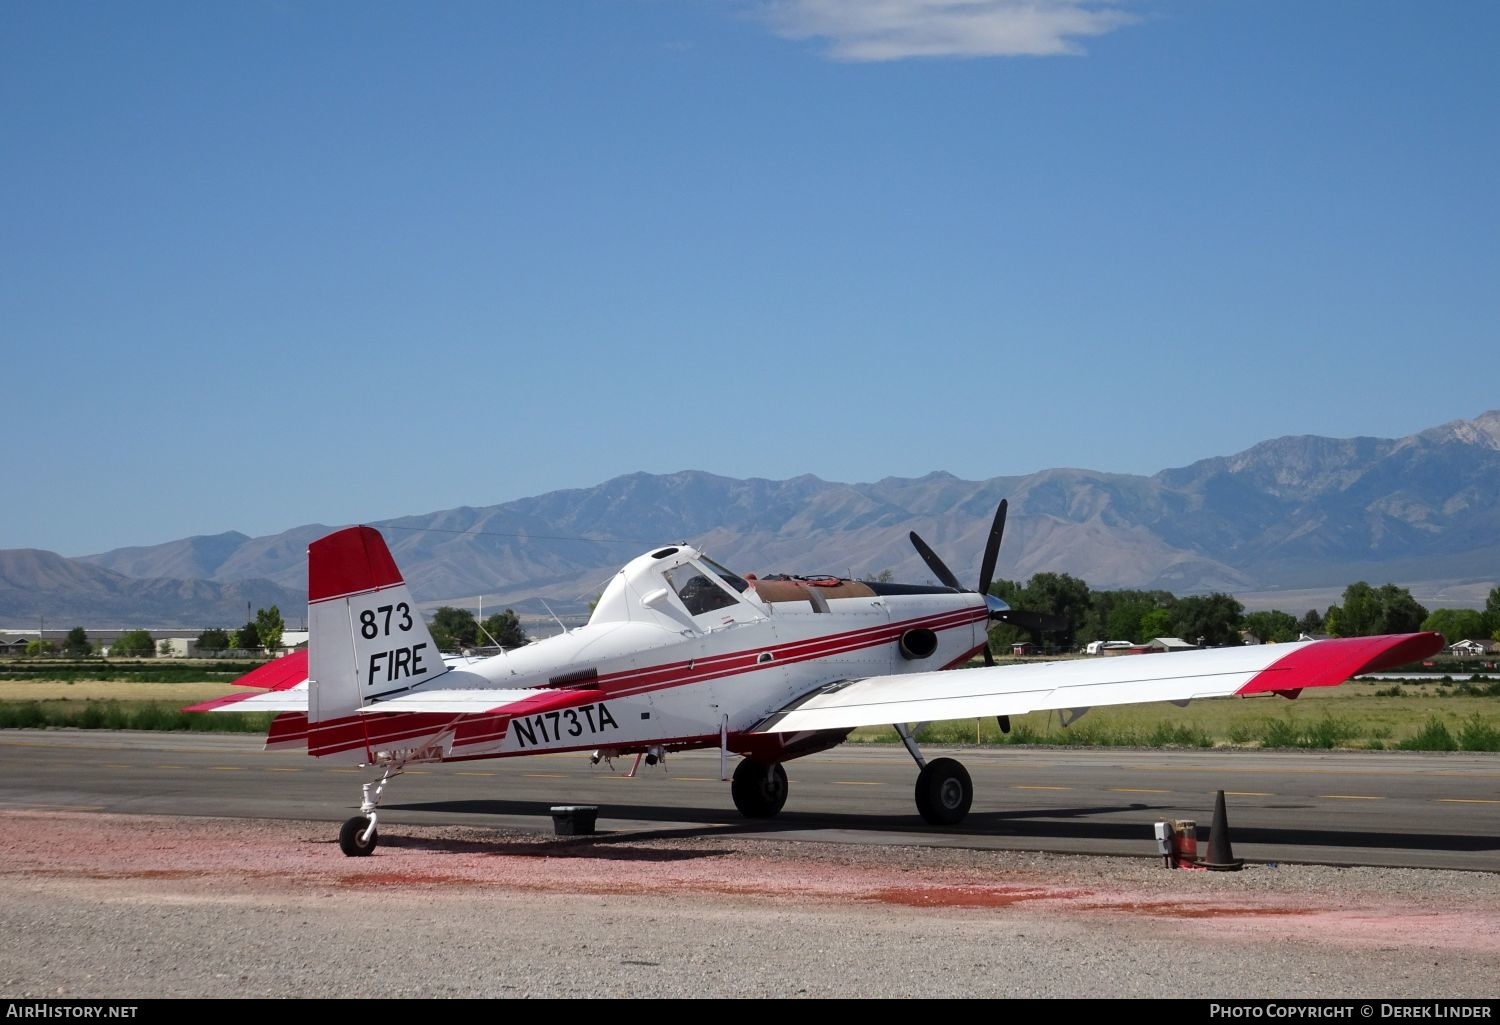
<box><xmin>339</xmin><ymin>814</ymin><xmax>378</xmax><ymax>857</ymax></box>
<box><xmin>731</xmin><ymin>758</ymin><xmax>789</xmax><ymax>819</ymax></box>
<box><xmin>914</xmin><ymin>757</ymin><xmax>972</xmax><ymax>826</ymax></box>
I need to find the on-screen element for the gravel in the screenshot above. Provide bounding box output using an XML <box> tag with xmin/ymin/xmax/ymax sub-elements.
<box><xmin>1</xmin><ymin>809</ymin><xmax>1497</xmax><ymax>999</ymax></box>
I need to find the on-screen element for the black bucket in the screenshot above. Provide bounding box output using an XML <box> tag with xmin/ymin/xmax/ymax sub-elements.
<box><xmin>550</xmin><ymin>805</ymin><xmax>598</xmax><ymax>836</ymax></box>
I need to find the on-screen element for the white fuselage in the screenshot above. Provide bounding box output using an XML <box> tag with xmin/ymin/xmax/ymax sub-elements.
<box><xmin>406</xmin><ymin>544</ymin><xmax>989</xmax><ymax>761</ymax></box>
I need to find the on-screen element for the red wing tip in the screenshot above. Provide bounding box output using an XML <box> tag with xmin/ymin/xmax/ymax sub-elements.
<box><xmin>1239</xmin><ymin>632</ymin><xmax>1447</xmax><ymax>695</ymax></box>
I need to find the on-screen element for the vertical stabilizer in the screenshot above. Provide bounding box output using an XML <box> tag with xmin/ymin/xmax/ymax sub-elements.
<box><xmin>307</xmin><ymin>526</ymin><xmax>447</xmax><ymax>726</ymax></box>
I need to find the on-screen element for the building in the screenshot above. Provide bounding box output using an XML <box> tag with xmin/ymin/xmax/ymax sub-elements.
<box><xmin>1145</xmin><ymin>637</ymin><xmax>1198</xmax><ymax>652</ymax></box>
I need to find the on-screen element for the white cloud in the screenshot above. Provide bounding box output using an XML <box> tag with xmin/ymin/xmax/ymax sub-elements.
<box><xmin>759</xmin><ymin>0</ymin><xmax>1138</xmax><ymax>61</ymax></box>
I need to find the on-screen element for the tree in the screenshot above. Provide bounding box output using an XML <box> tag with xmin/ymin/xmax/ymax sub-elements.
<box><xmin>1244</xmin><ymin>610</ymin><xmax>1299</xmax><ymax>644</ymax></box>
<box><xmin>1327</xmin><ymin>582</ymin><xmax>1428</xmax><ymax>637</ymax></box>
<box><xmin>1329</xmin><ymin>582</ymin><xmax>1377</xmax><ymax>637</ymax></box>
<box><xmin>1139</xmin><ymin>607</ymin><xmax>1175</xmax><ymax>639</ymax></box>
<box><xmin>480</xmin><ymin>609</ymin><xmax>528</xmax><ymax>649</ymax></box>
<box><xmin>256</xmin><ymin>606</ymin><xmax>285</xmax><ymax>652</ymax></box>
<box><xmin>1104</xmin><ymin>600</ymin><xmax>1152</xmax><ymax>644</ymax></box>
<box><xmin>1022</xmin><ymin>573</ymin><xmax>1093</xmax><ymax>627</ymax></box>
<box><xmin>429</xmin><ymin>606</ymin><xmax>479</xmax><ymax>652</ymax></box>
<box><xmin>196</xmin><ymin>628</ymin><xmax>231</xmax><ymax>652</ymax></box>
<box><xmin>1298</xmin><ymin>609</ymin><xmax>1324</xmax><ymax>636</ymax></box>
<box><xmin>233</xmin><ymin>621</ymin><xmax>259</xmax><ymax>650</ymax></box>
<box><xmin>111</xmin><ymin>630</ymin><xmax>155</xmax><ymax>657</ymax></box>
<box><xmin>1377</xmin><ymin>584</ymin><xmax>1428</xmax><ymax>634</ymax></box>
<box><xmin>158</xmin><ymin>639</ymin><xmax>174</xmax><ymax>656</ymax></box>
<box><xmin>1421</xmin><ymin>608</ymin><xmax>1486</xmax><ymax>645</ymax></box>
<box><xmin>1170</xmin><ymin>593</ymin><xmax>1244</xmax><ymax>647</ymax></box>
<box><xmin>25</xmin><ymin>639</ymin><xmax>57</xmax><ymax>656</ymax></box>
<box><xmin>63</xmin><ymin>627</ymin><xmax>91</xmax><ymax>657</ymax></box>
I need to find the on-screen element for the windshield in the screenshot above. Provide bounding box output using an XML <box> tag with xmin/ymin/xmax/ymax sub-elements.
<box><xmin>665</xmin><ymin>563</ymin><xmax>741</xmax><ymax>617</ymax></box>
<box><xmin>700</xmin><ymin>557</ymin><xmax>749</xmax><ymax>593</ymax></box>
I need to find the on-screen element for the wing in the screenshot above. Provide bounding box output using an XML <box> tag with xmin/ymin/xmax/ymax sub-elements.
<box><xmin>753</xmin><ymin>632</ymin><xmax>1444</xmax><ymax>734</ymax></box>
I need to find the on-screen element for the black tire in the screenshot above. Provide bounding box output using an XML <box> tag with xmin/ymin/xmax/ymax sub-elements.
<box><xmin>914</xmin><ymin>757</ymin><xmax>973</xmax><ymax>825</ymax></box>
<box><xmin>731</xmin><ymin>759</ymin><xmax>789</xmax><ymax>819</ymax></box>
<box><xmin>339</xmin><ymin>815</ymin><xmax>378</xmax><ymax>857</ymax></box>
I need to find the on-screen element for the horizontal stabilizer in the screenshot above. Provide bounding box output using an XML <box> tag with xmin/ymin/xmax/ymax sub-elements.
<box><xmin>360</xmin><ymin>686</ymin><xmax>606</xmax><ymax>717</ymax></box>
<box><xmin>229</xmin><ymin>650</ymin><xmax>309</xmax><ymax>691</ymax></box>
<box><xmin>182</xmin><ymin>682</ymin><xmax>309</xmax><ymax>714</ymax></box>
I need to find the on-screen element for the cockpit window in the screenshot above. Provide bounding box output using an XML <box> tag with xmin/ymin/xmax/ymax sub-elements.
<box><xmin>700</xmin><ymin>557</ymin><xmax>749</xmax><ymax>594</ymax></box>
<box><xmin>665</xmin><ymin>564</ymin><xmax>740</xmax><ymax>617</ymax></box>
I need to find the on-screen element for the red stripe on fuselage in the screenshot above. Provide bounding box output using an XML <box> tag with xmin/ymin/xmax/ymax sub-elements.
<box><xmin>308</xmin><ymin>712</ymin><xmax>462</xmax><ymax>757</ymax></box>
<box><xmin>582</xmin><ymin>604</ymin><xmax>987</xmax><ymax>700</ymax></box>
<box><xmin>267</xmin><ymin>712</ymin><xmax>310</xmax><ymax>745</ymax></box>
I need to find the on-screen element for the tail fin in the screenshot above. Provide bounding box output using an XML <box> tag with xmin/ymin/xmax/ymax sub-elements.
<box><xmin>308</xmin><ymin>526</ymin><xmax>447</xmax><ymax>725</ymax></box>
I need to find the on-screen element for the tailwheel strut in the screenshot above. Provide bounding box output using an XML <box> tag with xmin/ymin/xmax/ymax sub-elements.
<box><xmin>339</xmin><ymin>762</ymin><xmax>404</xmax><ymax>857</ymax></box>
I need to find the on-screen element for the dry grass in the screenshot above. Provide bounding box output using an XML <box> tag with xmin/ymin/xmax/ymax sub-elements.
<box><xmin>0</xmin><ymin>680</ymin><xmax>244</xmax><ymax>703</ymax></box>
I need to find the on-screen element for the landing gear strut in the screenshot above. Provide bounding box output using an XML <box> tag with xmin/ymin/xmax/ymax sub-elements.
<box><xmin>895</xmin><ymin>723</ymin><xmax>974</xmax><ymax>825</ymax></box>
<box><xmin>731</xmin><ymin>758</ymin><xmax>789</xmax><ymax>818</ymax></box>
<box><xmin>338</xmin><ymin>762</ymin><xmax>404</xmax><ymax>857</ymax></box>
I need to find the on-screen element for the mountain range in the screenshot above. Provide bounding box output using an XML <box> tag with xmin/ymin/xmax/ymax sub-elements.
<box><xmin>3</xmin><ymin>410</ymin><xmax>1498</xmax><ymax>629</ymax></box>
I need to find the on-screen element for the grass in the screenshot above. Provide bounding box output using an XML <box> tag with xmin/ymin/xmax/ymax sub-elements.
<box><xmin>0</xmin><ymin>699</ymin><xmax>273</xmax><ymax>733</ymax></box>
<box><xmin>0</xmin><ymin>659</ymin><xmax>273</xmax><ymax>734</ymax></box>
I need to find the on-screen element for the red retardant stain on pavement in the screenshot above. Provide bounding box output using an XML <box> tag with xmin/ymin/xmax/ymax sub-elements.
<box><xmin>1078</xmin><ymin>900</ymin><xmax>1320</xmax><ymax>919</ymax></box>
<box><xmin>5</xmin><ymin>809</ymin><xmax>1500</xmax><ymax>957</ymax></box>
<box><xmin>869</xmin><ymin>885</ymin><xmax>1092</xmax><ymax>909</ymax></box>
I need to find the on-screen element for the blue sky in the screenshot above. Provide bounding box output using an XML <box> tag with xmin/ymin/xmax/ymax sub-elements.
<box><xmin>4</xmin><ymin>1</ymin><xmax>1496</xmax><ymax>556</ymax></box>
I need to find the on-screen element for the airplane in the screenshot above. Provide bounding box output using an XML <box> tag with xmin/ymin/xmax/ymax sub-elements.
<box><xmin>186</xmin><ymin>500</ymin><xmax>1445</xmax><ymax>856</ymax></box>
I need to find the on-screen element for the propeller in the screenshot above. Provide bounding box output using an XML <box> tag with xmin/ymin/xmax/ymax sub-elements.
<box><xmin>909</xmin><ymin>498</ymin><xmax>1071</xmax><ymax>659</ymax></box>
<box><xmin>909</xmin><ymin>499</ymin><xmax>1008</xmax><ymax>600</ymax></box>
<box><xmin>909</xmin><ymin>500</ymin><xmax>1013</xmax><ymax>667</ymax></box>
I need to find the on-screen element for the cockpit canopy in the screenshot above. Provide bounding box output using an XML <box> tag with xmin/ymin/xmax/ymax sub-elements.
<box><xmin>589</xmin><ymin>545</ymin><xmax>756</xmax><ymax>627</ymax></box>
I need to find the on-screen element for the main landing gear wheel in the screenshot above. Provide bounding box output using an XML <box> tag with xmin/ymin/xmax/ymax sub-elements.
<box><xmin>914</xmin><ymin>757</ymin><xmax>973</xmax><ymax>826</ymax></box>
<box><xmin>339</xmin><ymin>815</ymin><xmax>378</xmax><ymax>857</ymax></box>
<box><xmin>731</xmin><ymin>759</ymin><xmax>789</xmax><ymax>819</ymax></box>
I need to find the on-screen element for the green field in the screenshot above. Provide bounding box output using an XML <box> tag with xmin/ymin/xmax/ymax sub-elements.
<box><xmin>2</xmin><ymin>658</ymin><xmax>1497</xmax><ymax>751</ymax></box>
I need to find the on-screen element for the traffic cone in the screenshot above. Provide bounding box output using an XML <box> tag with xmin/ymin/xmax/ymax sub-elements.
<box><xmin>1202</xmin><ymin>789</ymin><xmax>1244</xmax><ymax>871</ymax></box>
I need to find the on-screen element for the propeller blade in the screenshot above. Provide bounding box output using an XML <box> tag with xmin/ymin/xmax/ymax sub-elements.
<box><xmin>995</xmin><ymin>609</ymin><xmax>1070</xmax><ymax>634</ymax></box>
<box><xmin>977</xmin><ymin>499</ymin><xmax>1007</xmax><ymax>598</ymax></box>
<box><xmin>909</xmin><ymin>530</ymin><xmax>963</xmax><ymax>590</ymax></box>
